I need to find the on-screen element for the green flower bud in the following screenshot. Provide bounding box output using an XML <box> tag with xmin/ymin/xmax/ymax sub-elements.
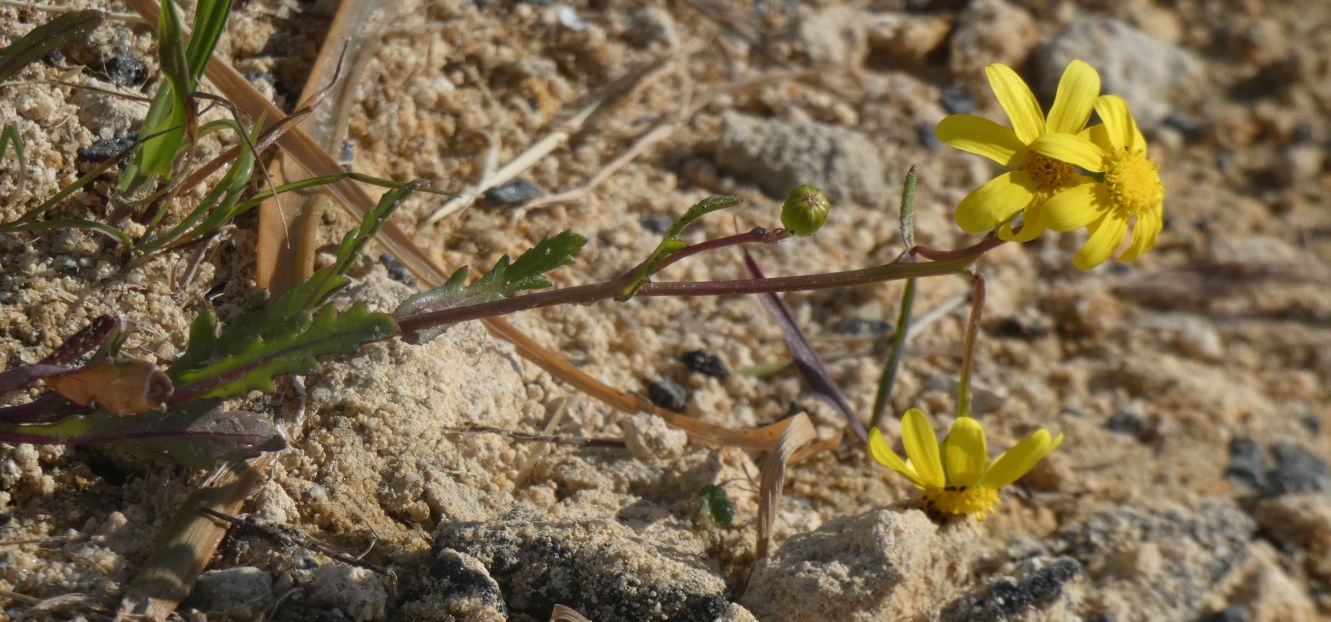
<box><xmin>780</xmin><ymin>184</ymin><xmax>831</xmax><ymax>236</ymax></box>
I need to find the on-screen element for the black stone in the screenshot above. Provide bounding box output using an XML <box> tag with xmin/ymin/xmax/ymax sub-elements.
<box><xmin>993</xmin><ymin>317</ymin><xmax>1049</xmax><ymax>340</ymax></box>
<box><xmin>41</xmin><ymin>49</ymin><xmax>65</xmax><ymax>67</ymax></box>
<box><xmin>680</xmin><ymin>350</ymin><xmax>728</xmax><ymax>378</ymax></box>
<box><xmin>1086</xmin><ymin>615</ymin><xmax>1117</xmax><ymax>622</ymax></box>
<box><xmin>939</xmin><ymin>557</ymin><xmax>1082</xmax><ymax>622</ymax></box>
<box><xmin>1196</xmin><ymin>607</ymin><xmax>1247</xmax><ymax>622</ymax></box>
<box><xmin>378</xmin><ymin>253</ymin><xmax>413</xmax><ymax>285</ymax></box>
<box><xmin>98</xmin><ymin>51</ymin><xmax>148</xmax><ymax>87</ymax></box>
<box><xmin>1265</xmin><ymin>441</ymin><xmax>1330</xmax><ymax>496</ymax></box>
<box><xmin>915</xmin><ymin>122</ymin><xmax>940</xmax><ymax>152</ymax></box>
<box><xmin>641</xmin><ymin>214</ymin><xmax>674</xmax><ymax>234</ymax></box>
<box><xmin>1103</xmin><ymin>411</ymin><xmax>1145</xmax><ymax>437</ymax></box>
<box><xmin>836</xmin><ymin>317</ymin><xmax>893</xmax><ymax>337</ymax></box>
<box><xmin>939</xmin><ymin>86</ymin><xmax>976</xmax><ymax>115</ymax></box>
<box><xmin>76</xmin><ymin>134</ymin><xmax>137</xmax><ymax>164</ymax></box>
<box><xmin>647</xmin><ymin>378</ymin><xmax>688</xmax><ymax>412</ymax></box>
<box><xmin>1225</xmin><ymin>438</ymin><xmax>1266</xmax><ymax>491</ymax></box>
<box><xmin>483</xmin><ymin>179</ymin><xmax>543</xmax><ymax>207</ymax></box>
<box><xmin>1162</xmin><ymin>113</ymin><xmax>1206</xmax><ymax>138</ymax></box>
<box><xmin>1300</xmin><ymin>416</ymin><xmax>1320</xmax><ymax>434</ymax></box>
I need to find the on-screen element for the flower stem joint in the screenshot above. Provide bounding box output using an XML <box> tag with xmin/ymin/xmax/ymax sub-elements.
<box><xmin>780</xmin><ymin>184</ymin><xmax>831</xmax><ymax>237</ymax></box>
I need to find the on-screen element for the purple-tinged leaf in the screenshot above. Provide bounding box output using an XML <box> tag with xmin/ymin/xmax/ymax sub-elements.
<box><xmin>0</xmin><ymin>315</ymin><xmax>120</xmax><ymax>393</ymax></box>
<box><xmin>743</xmin><ymin>250</ymin><xmax>866</xmax><ymax>443</ymax></box>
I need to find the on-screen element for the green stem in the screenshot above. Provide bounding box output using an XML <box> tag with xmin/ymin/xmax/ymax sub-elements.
<box><xmin>872</xmin><ymin>277</ymin><xmax>915</xmax><ymax>428</ymax></box>
<box><xmin>955</xmin><ymin>273</ymin><xmax>985</xmax><ymax>419</ymax></box>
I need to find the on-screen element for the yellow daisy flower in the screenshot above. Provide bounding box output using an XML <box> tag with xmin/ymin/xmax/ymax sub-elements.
<box><xmin>936</xmin><ymin>60</ymin><xmax>1101</xmax><ymax>242</ymax></box>
<box><xmin>868</xmin><ymin>408</ymin><xmax>1063</xmax><ymax>518</ymax></box>
<box><xmin>1027</xmin><ymin>95</ymin><xmax>1165</xmax><ymax>270</ymax></box>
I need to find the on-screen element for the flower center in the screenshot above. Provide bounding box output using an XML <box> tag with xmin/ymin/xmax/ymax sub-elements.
<box><xmin>1103</xmin><ymin>149</ymin><xmax>1164</xmax><ymax>217</ymax></box>
<box><xmin>923</xmin><ymin>485</ymin><xmax>1001</xmax><ymax>518</ymax></box>
<box><xmin>1025</xmin><ymin>152</ymin><xmax>1080</xmax><ymax>192</ymax></box>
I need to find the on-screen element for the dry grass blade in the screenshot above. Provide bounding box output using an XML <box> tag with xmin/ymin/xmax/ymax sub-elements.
<box><xmin>115</xmin><ymin>456</ymin><xmax>272</xmax><ymax>621</ymax></box>
<box><xmin>550</xmin><ymin>604</ymin><xmax>593</xmax><ymax>622</ymax></box>
<box><xmin>255</xmin><ymin>0</ymin><xmax>385</xmax><ymax>295</ymax></box>
<box><xmin>755</xmin><ymin>413</ymin><xmax>816</xmax><ymax>562</ymax></box>
<box><xmin>422</xmin><ymin>53</ymin><xmax>677</xmax><ymax>224</ymax></box>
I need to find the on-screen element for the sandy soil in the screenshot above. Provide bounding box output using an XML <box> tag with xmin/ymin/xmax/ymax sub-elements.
<box><xmin>2</xmin><ymin>0</ymin><xmax>1330</xmax><ymax>621</ymax></box>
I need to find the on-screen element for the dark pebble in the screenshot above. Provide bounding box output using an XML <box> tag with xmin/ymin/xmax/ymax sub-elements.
<box><xmin>1162</xmin><ymin>113</ymin><xmax>1206</xmax><ymax>138</ymax></box>
<box><xmin>1300</xmin><ymin>415</ymin><xmax>1320</xmax><ymax>434</ymax></box>
<box><xmin>1086</xmin><ymin>615</ymin><xmax>1117</xmax><ymax>622</ymax></box>
<box><xmin>680</xmin><ymin>350</ymin><xmax>728</xmax><ymax>378</ymax></box>
<box><xmin>378</xmin><ymin>253</ymin><xmax>413</xmax><ymax>285</ymax></box>
<box><xmin>1103</xmin><ymin>411</ymin><xmax>1145</xmax><ymax>437</ymax></box>
<box><xmin>41</xmin><ymin>49</ymin><xmax>65</xmax><ymax>67</ymax></box>
<box><xmin>1195</xmin><ymin>607</ymin><xmax>1247</xmax><ymax>622</ymax></box>
<box><xmin>1225</xmin><ymin>438</ymin><xmax>1266</xmax><ymax>491</ymax></box>
<box><xmin>1265</xmin><ymin>441</ymin><xmax>1330</xmax><ymax>496</ymax></box>
<box><xmin>98</xmin><ymin>51</ymin><xmax>148</xmax><ymax>87</ymax></box>
<box><xmin>939</xmin><ymin>86</ymin><xmax>976</xmax><ymax>115</ymax></box>
<box><xmin>241</xmin><ymin>69</ymin><xmax>275</xmax><ymax>85</ymax></box>
<box><xmin>647</xmin><ymin>378</ymin><xmax>688</xmax><ymax>413</ymax></box>
<box><xmin>993</xmin><ymin>317</ymin><xmax>1049</xmax><ymax>340</ymax></box>
<box><xmin>483</xmin><ymin>179</ymin><xmax>543</xmax><ymax>207</ymax></box>
<box><xmin>939</xmin><ymin>557</ymin><xmax>1081</xmax><ymax>622</ymax></box>
<box><xmin>835</xmin><ymin>317</ymin><xmax>893</xmax><ymax>336</ymax></box>
<box><xmin>77</xmin><ymin>134</ymin><xmax>137</xmax><ymax>164</ymax></box>
<box><xmin>915</xmin><ymin>122</ymin><xmax>940</xmax><ymax>152</ymax></box>
<box><xmin>641</xmin><ymin>214</ymin><xmax>674</xmax><ymax>234</ymax></box>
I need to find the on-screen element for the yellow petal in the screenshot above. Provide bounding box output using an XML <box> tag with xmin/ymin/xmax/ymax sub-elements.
<box><xmin>1117</xmin><ymin>207</ymin><xmax>1163</xmax><ymax>262</ymax></box>
<box><xmin>980</xmin><ymin>429</ymin><xmax>1062</xmax><ymax>489</ymax></box>
<box><xmin>1029</xmin><ymin>134</ymin><xmax>1106</xmax><ymax>172</ymax></box>
<box><xmin>1042</xmin><ymin>179</ymin><xmax>1107</xmax><ymax>231</ymax></box>
<box><xmin>1074</xmin><ymin>212</ymin><xmax>1129</xmax><ymax>270</ymax></box>
<box><xmin>1046</xmin><ymin>60</ymin><xmax>1101</xmax><ymax>134</ymax></box>
<box><xmin>1094</xmin><ymin>95</ymin><xmax>1145</xmax><ymax>152</ymax></box>
<box><xmin>985</xmin><ymin>63</ymin><xmax>1045</xmax><ymax>144</ymax></box>
<box><xmin>936</xmin><ymin>115</ymin><xmax>1028</xmax><ymax>166</ymax></box>
<box><xmin>943</xmin><ymin>417</ymin><xmax>988</xmax><ymax>488</ymax></box>
<box><xmin>1081</xmin><ymin>123</ymin><xmax>1113</xmax><ymax>152</ymax></box>
<box><xmin>868</xmin><ymin>426</ymin><xmax>926</xmax><ymax>488</ymax></box>
<box><xmin>901</xmin><ymin>408</ymin><xmax>945</xmax><ymax>489</ymax></box>
<box><xmin>955</xmin><ymin>170</ymin><xmax>1038</xmax><ymax>233</ymax></box>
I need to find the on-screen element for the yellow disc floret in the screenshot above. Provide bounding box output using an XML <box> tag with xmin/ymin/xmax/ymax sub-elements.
<box><xmin>924</xmin><ymin>485</ymin><xmax>1001</xmax><ymax>518</ymax></box>
<box><xmin>1026</xmin><ymin>152</ymin><xmax>1081</xmax><ymax>193</ymax></box>
<box><xmin>1103</xmin><ymin>149</ymin><xmax>1164</xmax><ymax>218</ymax></box>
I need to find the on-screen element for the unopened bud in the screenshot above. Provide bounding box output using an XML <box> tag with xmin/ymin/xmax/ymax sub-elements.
<box><xmin>780</xmin><ymin>184</ymin><xmax>831</xmax><ymax>236</ymax></box>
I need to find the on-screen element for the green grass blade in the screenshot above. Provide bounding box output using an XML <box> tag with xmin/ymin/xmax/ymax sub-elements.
<box><xmin>0</xmin><ymin>218</ymin><xmax>133</xmax><ymax>246</ymax></box>
<box><xmin>0</xmin><ymin>10</ymin><xmax>103</xmax><ymax>83</ymax></box>
<box><xmin>1</xmin><ymin>123</ymin><xmax>26</xmax><ymax>195</ymax></box>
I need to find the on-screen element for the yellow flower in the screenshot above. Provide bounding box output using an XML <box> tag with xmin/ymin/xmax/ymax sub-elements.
<box><xmin>1027</xmin><ymin>95</ymin><xmax>1165</xmax><ymax>270</ymax></box>
<box><xmin>936</xmin><ymin>60</ymin><xmax>1101</xmax><ymax>242</ymax></box>
<box><xmin>868</xmin><ymin>408</ymin><xmax>1063</xmax><ymax>518</ymax></box>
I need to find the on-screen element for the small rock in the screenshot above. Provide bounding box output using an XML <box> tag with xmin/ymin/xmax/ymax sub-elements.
<box><xmin>939</xmin><ymin>556</ymin><xmax>1082</xmax><ymax>622</ymax></box>
<box><xmin>680</xmin><ymin>350</ymin><xmax>728</xmax><ymax>378</ymax></box>
<box><xmin>938</xmin><ymin>86</ymin><xmax>976</xmax><ymax>115</ymax></box>
<box><xmin>399</xmin><ymin>548</ymin><xmax>507</xmax><ymax>621</ymax></box>
<box><xmin>835</xmin><ymin>317</ymin><xmax>893</xmax><ymax>336</ymax></box>
<box><xmin>1103</xmin><ymin>411</ymin><xmax>1145</xmax><ymax>437</ymax></box>
<box><xmin>97</xmin><ymin>50</ymin><xmax>149</xmax><ymax>87</ymax></box>
<box><xmin>1265</xmin><ymin>442</ymin><xmax>1330</xmax><ymax>496</ymax></box>
<box><xmin>866</xmin><ymin>12</ymin><xmax>951</xmax><ymax>64</ymax></box>
<box><xmin>378</xmin><ymin>253</ymin><xmax>413</xmax><ymax>286</ymax></box>
<box><xmin>743</xmin><ymin>508</ymin><xmax>975</xmax><ymax>621</ymax></box>
<box><xmin>1277</xmin><ymin>144</ymin><xmax>1323</xmax><ymax>186</ymax></box>
<box><xmin>992</xmin><ymin>317</ymin><xmax>1049</xmax><ymax>340</ymax></box>
<box><xmin>1253</xmin><ymin>494</ymin><xmax>1331</xmax><ymax>579</ymax></box>
<box><xmin>41</xmin><ymin>49</ymin><xmax>64</xmax><ymax>67</ymax></box>
<box><xmin>715</xmin><ymin>112</ymin><xmax>886</xmax><ymax>205</ymax></box>
<box><xmin>1196</xmin><ymin>607</ymin><xmax>1247</xmax><ymax>622</ymax></box>
<box><xmin>915</xmin><ymin>122</ymin><xmax>940</xmax><ymax>151</ymax></box>
<box><xmin>949</xmin><ymin>0</ymin><xmax>1037</xmax><ymax>74</ymax></box>
<box><xmin>1036</xmin><ymin>17</ymin><xmax>1204</xmax><ymax>130</ymax></box>
<box><xmin>641</xmin><ymin>214</ymin><xmax>674</xmax><ymax>234</ymax></box>
<box><xmin>306</xmin><ymin>566</ymin><xmax>388</xmax><ymax>622</ymax></box>
<box><xmin>77</xmin><ymin>134</ymin><xmax>137</xmax><ymax>164</ymax></box>
<box><xmin>483</xmin><ymin>179</ymin><xmax>543</xmax><ymax>207</ymax></box>
<box><xmin>646</xmin><ymin>378</ymin><xmax>688</xmax><ymax>413</ymax></box>
<box><xmin>436</xmin><ymin>510</ymin><xmax>739</xmax><ymax>621</ymax></box>
<box><xmin>1056</xmin><ymin>503</ymin><xmax>1254</xmax><ymax>620</ymax></box>
<box><xmin>186</xmin><ymin>567</ymin><xmax>273</xmax><ymax>615</ymax></box>
<box><xmin>1225</xmin><ymin>438</ymin><xmax>1266</xmax><ymax>491</ymax></box>
<box><xmin>623</xmin><ymin>412</ymin><xmax>688</xmax><ymax>460</ymax></box>
<box><xmin>798</xmin><ymin>6</ymin><xmax>870</xmax><ymax>66</ymax></box>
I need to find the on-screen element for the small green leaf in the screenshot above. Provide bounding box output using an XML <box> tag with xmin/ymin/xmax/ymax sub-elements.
<box><xmin>0</xmin><ymin>10</ymin><xmax>103</xmax><ymax>83</ymax></box>
<box><xmin>697</xmin><ymin>484</ymin><xmax>734</xmax><ymax>528</ymax></box>
<box><xmin>394</xmin><ymin>231</ymin><xmax>586</xmax><ymax>341</ymax></box>
<box><xmin>617</xmin><ymin>195</ymin><xmax>741</xmax><ymax>301</ymax></box>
